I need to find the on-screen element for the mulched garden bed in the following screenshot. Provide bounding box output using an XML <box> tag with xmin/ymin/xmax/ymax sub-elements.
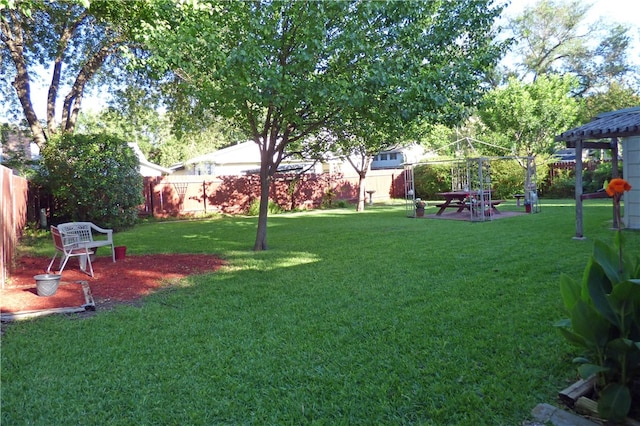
<box><xmin>1</xmin><ymin>254</ymin><xmax>226</xmax><ymax>319</ymax></box>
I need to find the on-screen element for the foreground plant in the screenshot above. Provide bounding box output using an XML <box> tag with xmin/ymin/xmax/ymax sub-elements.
<box><xmin>556</xmin><ymin>178</ymin><xmax>639</xmax><ymax>422</ymax></box>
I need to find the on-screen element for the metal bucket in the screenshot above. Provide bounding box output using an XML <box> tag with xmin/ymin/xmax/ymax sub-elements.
<box><xmin>34</xmin><ymin>274</ymin><xmax>62</xmax><ymax>297</ymax></box>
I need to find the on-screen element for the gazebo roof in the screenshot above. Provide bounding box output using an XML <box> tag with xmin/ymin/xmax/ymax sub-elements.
<box><xmin>555</xmin><ymin>106</ymin><xmax>640</xmax><ymax>143</ymax></box>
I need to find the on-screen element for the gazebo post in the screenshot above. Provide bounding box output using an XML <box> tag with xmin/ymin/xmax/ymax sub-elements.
<box><xmin>611</xmin><ymin>137</ymin><xmax>620</xmax><ymax>228</ymax></box>
<box><xmin>574</xmin><ymin>139</ymin><xmax>585</xmax><ymax>239</ymax></box>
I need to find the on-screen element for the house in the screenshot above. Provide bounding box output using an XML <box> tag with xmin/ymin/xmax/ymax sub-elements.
<box><xmin>555</xmin><ymin>106</ymin><xmax>640</xmax><ymax>235</ymax></box>
<box><xmin>170</xmin><ymin>141</ymin><xmax>325</xmax><ymax>177</ymax></box>
<box><xmin>171</xmin><ymin>140</ymin><xmax>428</xmax><ymax>180</ymax></box>
<box><xmin>552</xmin><ymin>148</ymin><xmax>595</xmax><ymax>162</ymax></box>
<box><xmin>127</xmin><ymin>143</ymin><xmax>172</xmax><ymax>177</ymax></box>
<box><xmin>371</xmin><ymin>144</ymin><xmax>426</xmax><ymax>169</ymax></box>
<box><xmin>0</xmin><ymin>127</ymin><xmax>38</xmax><ymax>165</ymax></box>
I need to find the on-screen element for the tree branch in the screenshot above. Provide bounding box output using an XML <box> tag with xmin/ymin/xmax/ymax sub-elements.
<box><xmin>47</xmin><ymin>9</ymin><xmax>89</xmax><ymax>133</ymax></box>
<box><xmin>61</xmin><ymin>40</ymin><xmax>119</xmax><ymax>132</ymax></box>
<box><xmin>1</xmin><ymin>9</ymin><xmax>47</xmax><ymax>147</ymax></box>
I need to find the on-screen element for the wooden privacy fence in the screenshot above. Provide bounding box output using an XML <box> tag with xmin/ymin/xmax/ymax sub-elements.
<box><xmin>1</xmin><ymin>165</ymin><xmax>28</xmax><ymax>288</ymax></box>
<box><xmin>143</xmin><ymin>170</ymin><xmax>405</xmax><ymax>217</ymax></box>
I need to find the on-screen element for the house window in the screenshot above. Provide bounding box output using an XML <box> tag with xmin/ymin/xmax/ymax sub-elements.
<box><xmin>390</xmin><ymin>153</ymin><xmax>397</xmax><ymax>160</ymax></box>
<box><xmin>380</xmin><ymin>154</ymin><xmax>388</xmax><ymax>161</ymax></box>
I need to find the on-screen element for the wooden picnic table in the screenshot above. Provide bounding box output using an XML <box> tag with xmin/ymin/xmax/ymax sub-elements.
<box><xmin>435</xmin><ymin>191</ymin><xmax>502</xmax><ymax>216</ymax></box>
<box><xmin>435</xmin><ymin>191</ymin><xmax>471</xmax><ymax>215</ymax></box>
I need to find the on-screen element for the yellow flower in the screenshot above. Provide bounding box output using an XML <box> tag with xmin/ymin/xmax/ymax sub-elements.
<box><xmin>606</xmin><ymin>178</ymin><xmax>632</xmax><ymax>196</ymax></box>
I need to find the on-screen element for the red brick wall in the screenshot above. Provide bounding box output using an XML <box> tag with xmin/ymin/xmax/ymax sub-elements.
<box><xmin>143</xmin><ymin>170</ymin><xmax>405</xmax><ymax>217</ymax></box>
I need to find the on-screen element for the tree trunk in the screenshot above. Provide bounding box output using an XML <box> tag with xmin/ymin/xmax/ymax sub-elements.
<box><xmin>253</xmin><ymin>166</ymin><xmax>271</xmax><ymax>251</ymax></box>
<box><xmin>12</xmin><ymin>65</ymin><xmax>47</xmax><ymax>148</ymax></box>
<box><xmin>1</xmin><ymin>10</ymin><xmax>48</xmax><ymax>148</ymax></box>
<box><xmin>47</xmin><ymin>62</ymin><xmax>63</xmax><ymax>134</ymax></box>
<box><xmin>356</xmin><ymin>172</ymin><xmax>367</xmax><ymax>212</ymax></box>
<box><xmin>354</xmin><ymin>155</ymin><xmax>372</xmax><ymax>212</ymax></box>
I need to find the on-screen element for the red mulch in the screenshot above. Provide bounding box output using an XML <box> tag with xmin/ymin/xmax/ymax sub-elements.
<box><xmin>1</xmin><ymin>254</ymin><xmax>226</xmax><ymax>315</ymax></box>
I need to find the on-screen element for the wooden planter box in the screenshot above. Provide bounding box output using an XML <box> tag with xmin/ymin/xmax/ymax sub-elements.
<box><xmin>558</xmin><ymin>377</ymin><xmax>640</xmax><ymax>425</ymax></box>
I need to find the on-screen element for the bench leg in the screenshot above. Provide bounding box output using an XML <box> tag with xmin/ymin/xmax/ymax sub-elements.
<box><xmin>47</xmin><ymin>252</ymin><xmax>59</xmax><ymax>274</ymax></box>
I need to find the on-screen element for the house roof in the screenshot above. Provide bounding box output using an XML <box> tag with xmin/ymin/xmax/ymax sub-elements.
<box><xmin>184</xmin><ymin>141</ymin><xmax>261</xmax><ymax>165</ymax></box>
<box><xmin>127</xmin><ymin>143</ymin><xmax>172</xmax><ymax>175</ymax></box>
<box><xmin>555</xmin><ymin>106</ymin><xmax>640</xmax><ymax>143</ymax></box>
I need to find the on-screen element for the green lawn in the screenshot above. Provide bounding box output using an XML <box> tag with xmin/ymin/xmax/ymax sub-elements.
<box><xmin>3</xmin><ymin>199</ymin><xmax>639</xmax><ymax>425</ymax></box>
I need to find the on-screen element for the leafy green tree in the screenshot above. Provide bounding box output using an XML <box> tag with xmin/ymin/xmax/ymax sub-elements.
<box><xmin>328</xmin><ymin>121</ymin><xmax>397</xmax><ymax>212</ymax></box>
<box><xmin>578</xmin><ymin>82</ymin><xmax>640</xmax><ymax>123</ymax></box>
<box><xmin>417</xmin><ymin>124</ymin><xmax>457</xmax><ymax>155</ymax></box>
<box><xmin>145</xmin><ymin>0</ymin><xmax>506</xmax><ymax>250</ymax></box>
<box><xmin>76</xmin><ymin>86</ymin><xmax>245</xmax><ymax>168</ymax></box>
<box><xmin>478</xmin><ymin>74</ymin><xmax>580</xmax><ymax>159</ymax></box>
<box><xmin>41</xmin><ymin>133</ymin><xmax>143</xmax><ymax>230</ymax></box>
<box><xmin>504</xmin><ymin>0</ymin><xmax>637</xmax><ymax>94</ymax></box>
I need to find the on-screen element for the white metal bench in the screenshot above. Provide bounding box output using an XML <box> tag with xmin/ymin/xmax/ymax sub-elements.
<box><xmin>47</xmin><ymin>226</ymin><xmax>95</xmax><ymax>277</ymax></box>
<box><xmin>57</xmin><ymin>222</ymin><xmax>116</xmax><ymax>262</ymax></box>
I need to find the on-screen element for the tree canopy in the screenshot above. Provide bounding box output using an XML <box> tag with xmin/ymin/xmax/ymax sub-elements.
<box><xmin>477</xmin><ymin>74</ymin><xmax>580</xmax><ymax>158</ymax></box>
<box><xmin>144</xmin><ymin>0</ymin><xmax>506</xmax><ymax>250</ymax></box>
<box><xmin>503</xmin><ymin>0</ymin><xmax>637</xmax><ymax>94</ymax></box>
<box><xmin>1</xmin><ymin>0</ymin><xmax>153</xmax><ymax>146</ymax></box>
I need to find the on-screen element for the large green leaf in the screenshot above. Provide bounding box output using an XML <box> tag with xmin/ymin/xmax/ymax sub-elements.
<box><xmin>593</xmin><ymin>239</ymin><xmax>621</xmax><ymax>284</ymax></box>
<box><xmin>597</xmin><ymin>383</ymin><xmax>631</xmax><ymax>422</ymax></box>
<box><xmin>577</xmin><ymin>363</ymin><xmax>608</xmax><ymax>379</ymax></box>
<box><xmin>586</xmin><ymin>258</ymin><xmax>619</xmax><ymax>328</ymax></box>
<box><xmin>610</xmin><ymin>281</ymin><xmax>640</xmax><ymax>336</ymax></box>
<box><xmin>556</xmin><ymin>324</ymin><xmax>587</xmax><ymax>347</ymax></box>
<box><xmin>559</xmin><ymin>274</ymin><xmax>581</xmax><ymax>311</ymax></box>
<box><xmin>571</xmin><ymin>300</ymin><xmax>610</xmax><ymax>349</ymax></box>
<box><xmin>606</xmin><ymin>337</ymin><xmax>636</xmax><ymax>353</ymax></box>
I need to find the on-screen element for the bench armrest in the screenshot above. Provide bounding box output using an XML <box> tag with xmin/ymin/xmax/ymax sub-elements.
<box><xmin>88</xmin><ymin>223</ymin><xmax>113</xmax><ymax>241</ymax></box>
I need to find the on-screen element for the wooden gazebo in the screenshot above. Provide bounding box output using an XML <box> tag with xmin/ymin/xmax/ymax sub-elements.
<box><xmin>555</xmin><ymin>106</ymin><xmax>640</xmax><ymax>238</ymax></box>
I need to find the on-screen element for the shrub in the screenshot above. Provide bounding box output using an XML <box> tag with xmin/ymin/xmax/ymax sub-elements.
<box><xmin>413</xmin><ymin>163</ymin><xmax>451</xmax><ymax>199</ymax></box>
<box><xmin>556</xmin><ymin>233</ymin><xmax>640</xmax><ymax>422</ymax></box>
<box><xmin>332</xmin><ymin>199</ymin><xmax>351</xmax><ymax>208</ymax></box>
<box><xmin>545</xmin><ymin>169</ymin><xmax>576</xmax><ymax>198</ymax></box>
<box><xmin>490</xmin><ymin>159</ymin><xmax>526</xmax><ymax>199</ymax></box>
<box><xmin>587</xmin><ymin>162</ymin><xmax>622</xmax><ymax>193</ymax></box>
<box><xmin>544</xmin><ymin>161</ymin><xmax>620</xmax><ymax>197</ymax></box>
<box><xmin>247</xmin><ymin>199</ymin><xmax>283</xmax><ymax>215</ymax></box>
<box><xmin>321</xmin><ymin>188</ymin><xmax>336</xmax><ymax>208</ymax></box>
<box><xmin>41</xmin><ymin>133</ymin><xmax>143</xmax><ymax>230</ymax></box>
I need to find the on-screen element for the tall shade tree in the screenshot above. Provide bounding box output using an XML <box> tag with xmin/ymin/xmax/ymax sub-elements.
<box><xmin>0</xmin><ymin>0</ymin><xmax>150</xmax><ymax>148</ymax></box>
<box><xmin>478</xmin><ymin>74</ymin><xmax>580</xmax><ymax>159</ymax></box>
<box><xmin>505</xmin><ymin>0</ymin><xmax>637</xmax><ymax>94</ymax></box>
<box><xmin>329</xmin><ymin>119</ymin><xmax>398</xmax><ymax>212</ymax></box>
<box><xmin>579</xmin><ymin>82</ymin><xmax>640</xmax><ymax>124</ymax></box>
<box><xmin>146</xmin><ymin>0</ymin><xmax>506</xmax><ymax>251</ymax></box>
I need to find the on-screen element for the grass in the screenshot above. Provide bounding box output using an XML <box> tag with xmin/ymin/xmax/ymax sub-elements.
<box><xmin>3</xmin><ymin>199</ymin><xmax>640</xmax><ymax>425</ymax></box>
